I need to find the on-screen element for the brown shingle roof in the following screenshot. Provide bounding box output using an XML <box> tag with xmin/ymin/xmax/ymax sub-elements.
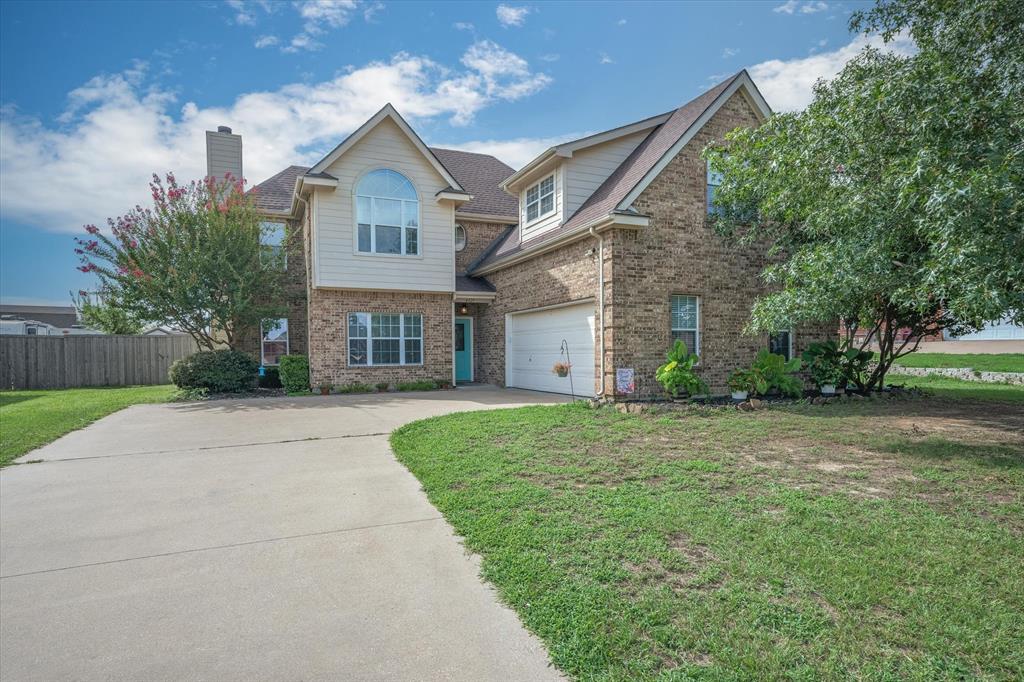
<box><xmin>429</xmin><ymin>148</ymin><xmax>518</xmax><ymax>219</ymax></box>
<box><xmin>472</xmin><ymin>73</ymin><xmax>744</xmax><ymax>272</ymax></box>
<box><xmin>455</xmin><ymin>274</ymin><xmax>496</xmax><ymax>293</ymax></box>
<box><xmin>250</xmin><ymin>165</ymin><xmax>308</xmax><ymax>215</ymax></box>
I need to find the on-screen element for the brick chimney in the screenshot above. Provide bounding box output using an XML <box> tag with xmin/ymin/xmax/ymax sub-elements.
<box><xmin>205</xmin><ymin>125</ymin><xmax>243</xmax><ymax>183</ymax></box>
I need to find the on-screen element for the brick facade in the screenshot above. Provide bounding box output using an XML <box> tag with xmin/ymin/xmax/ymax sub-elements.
<box><xmin>473</xmin><ymin>239</ymin><xmax>600</xmax><ymax>391</ymax></box>
<box><xmin>455</xmin><ymin>220</ymin><xmax>510</xmax><ymax>273</ymax></box>
<box><xmin>606</xmin><ymin>92</ymin><xmax>834</xmax><ymax>396</ymax></box>
<box><xmin>307</xmin><ymin>288</ymin><xmax>452</xmax><ymax>388</ymax></box>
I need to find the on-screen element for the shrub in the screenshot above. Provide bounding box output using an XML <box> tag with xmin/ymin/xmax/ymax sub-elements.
<box><xmin>336</xmin><ymin>382</ymin><xmax>374</xmax><ymax>394</ymax></box>
<box><xmin>655</xmin><ymin>340</ymin><xmax>709</xmax><ymax>398</ymax></box>
<box><xmin>278</xmin><ymin>354</ymin><xmax>310</xmax><ymax>394</ymax></box>
<box><xmin>258</xmin><ymin>366</ymin><xmax>282</xmax><ymax>389</ymax></box>
<box><xmin>169</xmin><ymin>349</ymin><xmax>258</xmax><ymax>393</ymax></box>
<box><xmin>728</xmin><ymin>368</ymin><xmax>766</xmax><ymax>395</ymax></box>
<box><xmin>801</xmin><ymin>340</ymin><xmax>873</xmax><ymax>390</ymax></box>
<box><xmin>376</xmin><ymin>382</ymin><xmax>390</xmax><ymax>392</ymax></box>
<box><xmin>751</xmin><ymin>349</ymin><xmax>803</xmax><ymax>397</ymax></box>
<box><xmin>397</xmin><ymin>379</ymin><xmax>439</xmax><ymax>392</ymax></box>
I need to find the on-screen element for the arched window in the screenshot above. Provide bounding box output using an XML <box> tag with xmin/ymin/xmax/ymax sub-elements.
<box><xmin>355</xmin><ymin>169</ymin><xmax>419</xmax><ymax>255</ymax></box>
<box><xmin>454</xmin><ymin>223</ymin><xmax>467</xmax><ymax>252</ymax></box>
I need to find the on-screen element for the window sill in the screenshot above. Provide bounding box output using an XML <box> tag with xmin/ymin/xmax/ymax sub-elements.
<box><xmin>353</xmin><ymin>250</ymin><xmax>425</xmax><ymax>260</ymax></box>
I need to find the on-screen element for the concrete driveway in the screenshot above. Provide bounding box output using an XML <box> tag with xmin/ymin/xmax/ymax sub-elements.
<box><xmin>0</xmin><ymin>386</ymin><xmax>567</xmax><ymax>681</ymax></box>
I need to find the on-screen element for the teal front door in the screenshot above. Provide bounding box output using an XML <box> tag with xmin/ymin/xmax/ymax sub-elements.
<box><xmin>455</xmin><ymin>317</ymin><xmax>473</xmax><ymax>382</ymax></box>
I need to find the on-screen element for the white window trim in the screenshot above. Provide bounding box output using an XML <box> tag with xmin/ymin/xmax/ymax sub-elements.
<box><xmin>454</xmin><ymin>223</ymin><xmax>467</xmax><ymax>252</ymax></box>
<box><xmin>260</xmin><ymin>318</ymin><xmax>289</xmax><ymax>366</ymax></box>
<box><xmin>348</xmin><ymin>312</ymin><xmax>424</xmax><ymax>367</ymax></box>
<box><xmin>353</xmin><ymin>169</ymin><xmax>422</xmax><ymax>258</ymax></box>
<box><xmin>523</xmin><ymin>173</ymin><xmax>556</xmax><ymax>227</ymax></box>
<box><xmin>670</xmin><ymin>295</ymin><xmax>700</xmax><ymax>355</ymax></box>
<box><xmin>260</xmin><ymin>221</ymin><xmax>287</xmax><ymax>268</ymax></box>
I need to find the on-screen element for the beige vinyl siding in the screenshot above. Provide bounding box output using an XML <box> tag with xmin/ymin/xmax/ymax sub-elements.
<box><xmin>205</xmin><ymin>131</ymin><xmax>242</xmax><ymax>181</ymax></box>
<box><xmin>520</xmin><ymin>164</ymin><xmax>564</xmax><ymax>243</ymax></box>
<box><xmin>312</xmin><ymin>118</ymin><xmax>455</xmax><ymax>292</ymax></box>
<box><xmin>563</xmin><ymin>130</ymin><xmax>649</xmax><ymax>217</ymax></box>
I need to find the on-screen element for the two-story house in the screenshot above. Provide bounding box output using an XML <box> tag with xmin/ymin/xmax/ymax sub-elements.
<box><xmin>212</xmin><ymin>71</ymin><xmax>833</xmax><ymax>398</ymax></box>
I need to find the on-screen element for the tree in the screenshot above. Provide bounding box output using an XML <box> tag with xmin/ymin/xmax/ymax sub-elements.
<box><xmin>74</xmin><ymin>173</ymin><xmax>287</xmax><ymax>350</ymax></box>
<box><xmin>70</xmin><ymin>289</ymin><xmax>145</xmax><ymax>335</ymax></box>
<box><xmin>704</xmin><ymin>0</ymin><xmax>1023</xmax><ymax>391</ymax></box>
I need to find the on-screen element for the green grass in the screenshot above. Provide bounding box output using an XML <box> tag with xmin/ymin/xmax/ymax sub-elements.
<box><xmin>0</xmin><ymin>385</ymin><xmax>176</xmax><ymax>466</ymax></box>
<box><xmin>890</xmin><ymin>352</ymin><xmax>1024</xmax><ymax>373</ymax></box>
<box><xmin>894</xmin><ymin>375</ymin><xmax>1024</xmax><ymax>402</ymax></box>
<box><xmin>392</xmin><ymin>391</ymin><xmax>1024</xmax><ymax>680</ymax></box>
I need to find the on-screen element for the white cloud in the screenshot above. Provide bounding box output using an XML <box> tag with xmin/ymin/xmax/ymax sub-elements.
<box><xmin>0</xmin><ymin>42</ymin><xmax>552</xmax><ymax>233</ymax></box>
<box><xmin>254</xmin><ymin>35</ymin><xmax>279</xmax><ymax>49</ymax></box>
<box><xmin>453</xmin><ymin>21</ymin><xmax>474</xmax><ymax>31</ymax></box>
<box><xmin>496</xmin><ymin>4</ymin><xmax>530</xmax><ymax>27</ymax></box>
<box><xmin>722</xmin><ymin>47</ymin><xmax>739</xmax><ymax>59</ymax></box>
<box><xmin>617</xmin><ymin>18</ymin><xmax>627</xmax><ymax>26</ymax></box>
<box><xmin>747</xmin><ymin>32</ymin><xmax>915</xmax><ymax>111</ymax></box>
<box><xmin>773</xmin><ymin>0</ymin><xmax>829</xmax><ymax>14</ymax></box>
<box><xmin>227</xmin><ymin>0</ymin><xmax>257</xmax><ymax>25</ymax></box>
<box><xmin>438</xmin><ymin>134</ymin><xmax>585</xmax><ymax>170</ymax></box>
<box><xmin>599</xmin><ymin>52</ymin><xmax>614</xmax><ymax>65</ymax></box>
<box><xmin>539</xmin><ymin>53</ymin><xmax>559</xmax><ymax>62</ymax></box>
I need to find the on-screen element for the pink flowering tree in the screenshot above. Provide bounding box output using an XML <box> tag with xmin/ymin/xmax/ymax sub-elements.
<box><xmin>74</xmin><ymin>173</ymin><xmax>286</xmax><ymax>349</ymax></box>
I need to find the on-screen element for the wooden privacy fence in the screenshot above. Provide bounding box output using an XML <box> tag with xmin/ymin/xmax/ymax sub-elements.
<box><xmin>0</xmin><ymin>334</ymin><xmax>200</xmax><ymax>390</ymax></box>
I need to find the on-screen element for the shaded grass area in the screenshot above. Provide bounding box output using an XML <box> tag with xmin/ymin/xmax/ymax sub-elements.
<box><xmin>893</xmin><ymin>374</ymin><xmax>1024</xmax><ymax>402</ymax></box>
<box><xmin>890</xmin><ymin>352</ymin><xmax>1024</xmax><ymax>373</ymax></box>
<box><xmin>392</xmin><ymin>392</ymin><xmax>1024</xmax><ymax>680</ymax></box>
<box><xmin>0</xmin><ymin>385</ymin><xmax>175</xmax><ymax>466</ymax></box>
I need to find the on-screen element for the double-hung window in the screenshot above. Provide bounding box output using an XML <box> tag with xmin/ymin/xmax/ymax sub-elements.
<box><xmin>670</xmin><ymin>295</ymin><xmax>700</xmax><ymax>354</ymax></box>
<box><xmin>355</xmin><ymin>169</ymin><xmax>419</xmax><ymax>256</ymax></box>
<box><xmin>707</xmin><ymin>161</ymin><xmax>724</xmax><ymax>215</ymax></box>
<box><xmin>348</xmin><ymin>313</ymin><xmax>422</xmax><ymax>366</ymax></box>
<box><xmin>261</xmin><ymin>318</ymin><xmax>289</xmax><ymax>366</ymax></box>
<box><xmin>769</xmin><ymin>329</ymin><xmax>793</xmax><ymax>361</ymax></box>
<box><xmin>260</xmin><ymin>221</ymin><xmax>286</xmax><ymax>267</ymax></box>
<box><xmin>524</xmin><ymin>174</ymin><xmax>555</xmax><ymax>223</ymax></box>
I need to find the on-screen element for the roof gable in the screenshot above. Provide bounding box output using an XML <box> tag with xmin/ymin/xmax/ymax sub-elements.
<box><xmin>307</xmin><ymin>104</ymin><xmax>466</xmax><ymax>192</ymax></box>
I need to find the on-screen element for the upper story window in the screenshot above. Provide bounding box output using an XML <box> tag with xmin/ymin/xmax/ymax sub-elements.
<box><xmin>260</xmin><ymin>221</ymin><xmax>286</xmax><ymax>268</ymax></box>
<box><xmin>524</xmin><ymin>174</ymin><xmax>555</xmax><ymax>223</ymax></box>
<box><xmin>706</xmin><ymin>161</ymin><xmax>724</xmax><ymax>215</ymax></box>
<box><xmin>355</xmin><ymin>169</ymin><xmax>419</xmax><ymax>256</ymax></box>
<box><xmin>455</xmin><ymin>224</ymin><xmax>467</xmax><ymax>252</ymax></box>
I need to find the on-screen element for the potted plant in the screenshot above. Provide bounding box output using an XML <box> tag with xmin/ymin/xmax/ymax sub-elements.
<box><xmin>751</xmin><ymin>349</ymin><xmax>803</xmax><ymax>398</ymax></box>
<box><xmin>552</xmin><ymin>361</ymin><xmax>572</xmax><ymax>378</ymax></box>
<box><xmin>728</xmin><ymin>368</ymin><xmax>766</xmax><ymax>401</ymax></box>
<box><xmin>808</xmin><ymin>360</ymin><xmax>843</xmax><ymax>395</ymax></box>
<box><xmin>655</xmin><ymin>340</ymin><xmax>709</xmax><ymax>400</ymax></box>
<box><xmin>319</xmin><ymin>381</ymin><xmax>332</xmax><ymax>396</ymax></box>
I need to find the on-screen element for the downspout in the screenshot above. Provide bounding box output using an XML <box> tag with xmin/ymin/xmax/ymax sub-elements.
<box><xmin>589</xmin><ymin>226</ymin><xmax>605</xmax><ymax>397</ymax></box>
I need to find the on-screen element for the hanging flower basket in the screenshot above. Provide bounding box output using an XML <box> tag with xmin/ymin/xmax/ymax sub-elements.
<box><xmin>552</xmin><ymin>362</ymin><xmax>572</xmax><ymax>378</ymax></box>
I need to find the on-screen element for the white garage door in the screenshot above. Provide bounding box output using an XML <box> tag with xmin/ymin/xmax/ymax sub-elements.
<box><xmin>507</xmin><ymin>302</ymin><xmax>596</xmax><ymax>396</ymax></box>
<box><xmin>947</xmin><ymin>317</ymin><xmax>1024</xmax><ymax>341</ymax></box>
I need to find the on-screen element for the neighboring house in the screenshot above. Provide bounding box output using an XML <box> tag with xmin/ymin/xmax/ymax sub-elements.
<box><xmin>0</xmin><ymin>305</ymin><xmax>101</xmax><ymax>336</ymax></box>
<box><xmin>215</xmin><ymin>71</ymin><xmax>834</xmax><ymax>398</ymax></box>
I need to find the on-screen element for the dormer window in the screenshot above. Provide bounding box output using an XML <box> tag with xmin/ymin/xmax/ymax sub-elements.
<box><xmin>525</xmin><ymin>174</ymin><xmax>555</xmax><ymax>223</ymax></box>
<box><xmin>356</xmin><ymin>169</ymin><xmax>419</xmax><ymax>255</ymax></box>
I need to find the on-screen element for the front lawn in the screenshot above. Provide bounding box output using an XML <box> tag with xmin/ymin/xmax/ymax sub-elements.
<box><xmin>895</xmin><ymin>374</ymin><xmax>1024</xmax><ymax>402</ymax></box>
<box><xmin>392</xmin><ymin>391</ymin><xmax>1024</xmax><ymax>680</ymax></box>
<box><xmin>891</xmin><ymin>352</ymin><xmax>1024</xmax><ymax>373</ymax></box>
<box><xmin>0</xmin><ymin>385</ymin><xmax>176</xmax><ymax>466</ymax></box>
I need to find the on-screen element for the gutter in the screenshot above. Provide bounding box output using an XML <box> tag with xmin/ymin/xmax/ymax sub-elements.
<box><xmin>589</xmin><ymin>225</ymin><xmax>606</xmax><ymax>397</ymax></box>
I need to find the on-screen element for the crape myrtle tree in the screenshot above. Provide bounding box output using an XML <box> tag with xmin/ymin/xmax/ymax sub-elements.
<box><xmin>74</xmin><ymin>173</ymin><xmax>287</xmax><ymax>350</ymax></box>
<box><xmin>69</xmin><ymin>289</ymin><xmax>145</xmax><ymax>335</ymax></box>
<box><xmin>704</xmin><ymin>0</ymin><xmax>1023</xmax><ymax>391</ymax></box>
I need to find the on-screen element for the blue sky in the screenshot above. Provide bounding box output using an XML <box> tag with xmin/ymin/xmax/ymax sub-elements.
<box><xmin>1</xmin><ymin>0</ymin><xmax>896</xmax><ymax>306</ymax></box>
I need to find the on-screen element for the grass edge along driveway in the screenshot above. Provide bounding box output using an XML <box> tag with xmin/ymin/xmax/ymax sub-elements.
<box><xmin>0</xmin><ymin>385</ymin><xmax>176</xmax><ymax>466</ymax></box>
<box><xmin>391</xmin><ymin>387</ymin><xmax>1024</xmax><ymax>680</ymax></box>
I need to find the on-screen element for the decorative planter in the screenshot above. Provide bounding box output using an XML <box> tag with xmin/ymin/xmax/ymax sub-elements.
<box><xmin>820</xmin><ymin>384</ymin><xmax>836</xmax><ymax>395</ymax></box>
<box><xmin>731</xmin><ymin>390</ymin><xmax>749</xmax><ymax>400</ymax></box>
<box><xmin>555</xmin><ymin>370</ymin><xmax>569</xmax><ymax>378</ymax></box>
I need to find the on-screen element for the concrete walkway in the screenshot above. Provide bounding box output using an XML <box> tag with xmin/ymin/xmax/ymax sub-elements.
<box><xmin>0</xmin><ymin>387</ymin><xmax>567</xmax><ymax>681</ymax></box>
